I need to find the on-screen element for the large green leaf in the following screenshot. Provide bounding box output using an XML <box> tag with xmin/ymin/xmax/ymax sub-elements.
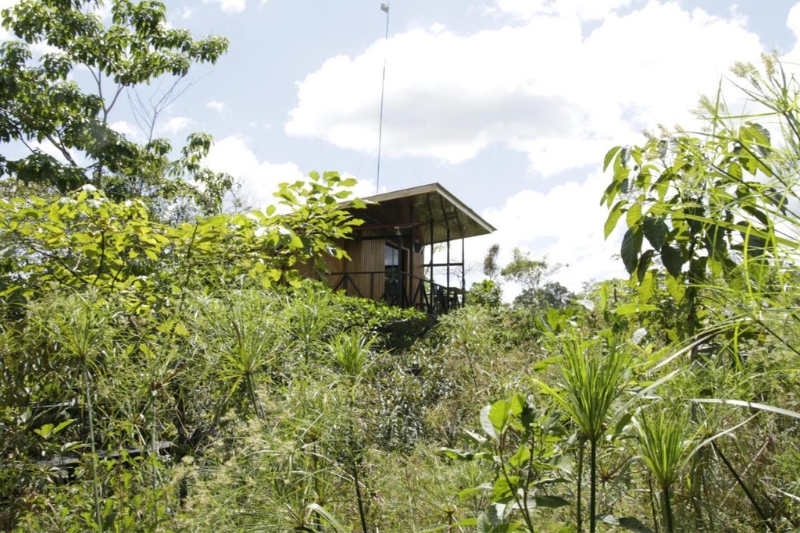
<box><xmin>621</xmin><ymin>228</ymin><xmax>643</xmax><ymax>274</ymax></box>
<box><xmin>522</xmin><ymin>495</ymin><xmax>570</xmax><ymax>509</ymax></box>
<box><xmin>480</xmin><ymin>405</ymin><xmax>498</xmax><ymax>440</ymax></box>
<box><xmin>604</xmin><ymin>146</ymin><xmax>623</xmax><ymax>171</ymax></box>
<box><xmin>626</xmin><ymin>202</ymin><xmax>642</xmax><ymax>228</ymax></box>
<box><xmin>660</xmin><ymin>243</ymin><xmax>683</xmax><ymax>277</ymax></box>
<box><xmin>642</xmin><ymin>217</ymin><xmax>668</xmax><ymax>251</ymax></box>
<box><xmin>488</xmin><ymin>399</ymin><xmax>510</xmax><ymax>433</ymax></box>
<box><xmin>636</xmin><ymin>249</ymin><xmax>653</xmax><ymax>283</ymax></box>
<box><xmin>605</xmin><ymin>200</ymin><xmax>628</xmax><ymax>238</ymax></box>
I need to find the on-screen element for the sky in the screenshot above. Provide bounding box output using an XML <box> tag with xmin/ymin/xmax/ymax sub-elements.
<box><xmin>4</xmin><ymin>0</ymin><xmax>800</xmax><ymax>299</ymax></box>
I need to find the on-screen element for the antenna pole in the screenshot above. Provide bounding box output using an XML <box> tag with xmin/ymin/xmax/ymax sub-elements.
<box><xmin>376</xmin><ymin>2</ymin><xmax>390</xmax><ymax>194</ymax></box>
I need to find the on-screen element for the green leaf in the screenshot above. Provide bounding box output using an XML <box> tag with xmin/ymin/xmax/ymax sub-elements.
<box><xmin>665</xmin><ymin>273</ymin><xmax>685</xmax><ymax>301</ymax></box>
<box><xmin>510</xmin><ymin>393</ymin><xmax>527</xmax><ymax>416</ymax></box>
<box><xmin>523</xmin><ymin>495</ymin><xmax>570</xmax><ymax>509</ymax></box>
<box><xmin>463</xmin><ymin>428</ymin><xmax>488</xmax><ymax>445</ymax></box>
<box><xmin>52</xmin><ymin>419</ymin><xmax>75</xmax><ymax>435</ymax></box>
<box><xmin>605</xmin><ymin>200</ymin><xmax>628</xmax><ymax>238</ymax></box>
<box><xmin>615</xmin><ymin>303</ymin><xmax>660</xmax><ymax>316</ymax></box>
<box><xmin>508</xmin><ymin>444</ymin><xmax>531</xmax><ymax>468</ymax></box>
<box><xmin>604</xmin><ymin>146</ymin><xmax>623</xmax><ymax>172</ymax></box>
<box><xmin>660</xmin><ymin>243</ymin><xmax>683</xmax><ymax>277</ymax></box>
<box><xmin>34</xmin><ymin>423</ymin><xmax>54</xmax><ymax>439</ymax></box>
<box><xmin>626</xmin><ymin>202</ymin><xmax>642</xmax><ymax>228</ymax></box>
<box><xmin>621</xmin><ymin>227</ymin><xmax>643</xmax><ymax>274</ymax></box>
<box><xmin>692</xmin><ymin>399</ymin><xmax>800</xmax><ymax>420</ymax></box>
<box><xmin>480</xmin><ymin>405</ymin><xmax>498</xmax><ymax>440</ymax></box>
<box><xmin>442</xmin><ymin>448</ymin><xmax>476</xmax><ymax>461</ymax></box>
<box><xmin>636</xmin><ymin>249</ymin><xmax>653</xmax><ymax>283</ymax></box>
<box><xmin>304</xmin><ymin>503</ymin><xmax>350</xmax><ymax>533</ymax></box>
<box><xmin>488</xmin><ymin>399</ymin><xmax>510</xmax><ymax>433</ymax></box>
<box><xmin>491</xmin><ymin>477</ymin><xmax>518</xmax><ymax>501</ymax></box>
<box><xmin>599</xmin><ymin>515</ymin><xmax>655</xmax><ymax>533</ymax></box>
<box><xmin>643</xmin><ymin>217</ymin><xmax>668</xmax><ymax>251</ymax></box>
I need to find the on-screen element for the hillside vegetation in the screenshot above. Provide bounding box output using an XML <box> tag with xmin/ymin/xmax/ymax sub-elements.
<box><xmin>1</xmin><ymin>1</ymin><xmax>799</xmax><ymax>531</ymax></box>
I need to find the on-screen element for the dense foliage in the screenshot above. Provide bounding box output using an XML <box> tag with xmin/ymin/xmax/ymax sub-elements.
<box><xmin>0</xmin><ymin>1</ymin><xmax>798</xmax><ymax>531</ymax></box>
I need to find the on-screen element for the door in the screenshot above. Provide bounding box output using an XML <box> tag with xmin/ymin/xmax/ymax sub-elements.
<box><xmin>384</xmin><ymin>243</ymin><xmax>406</xmax><ymax>307</ymax></box>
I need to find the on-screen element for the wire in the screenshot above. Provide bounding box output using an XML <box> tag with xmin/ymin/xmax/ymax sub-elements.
<box><xmin>376</xmin><ymin>2</ymin><xmax>390</xmax><ymax>194</ymax></box>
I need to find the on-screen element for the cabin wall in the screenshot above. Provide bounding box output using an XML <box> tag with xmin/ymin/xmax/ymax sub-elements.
<box><xmin>300</xmin><ymin>228</ymin><xmax>429</xmax><ymax>308</ymax></box>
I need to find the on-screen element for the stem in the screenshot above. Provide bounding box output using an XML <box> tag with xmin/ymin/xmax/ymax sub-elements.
<box><xmin>352</xmin><ymin>458</ymin><xmax>368</xmax><ymax>533</ymax></box>
<box><xmin>663</xmin><ymin>485</ymin><xmax>674</xmax><ymax>533</ymax></box>
<box><xmin>589</xmin><ymin>438</ymin><xmax>597</xmax><ymax>533</ymax></box>
<box><xmin>151</xmin><ymin>386</ymin><xmax>159</xmax><ymax>525</ymax></box>
<box><xmin>498</xmin><ymin>433</ymin><xmax>535</xmax><ymax>533</ymax></box>
<box><xmin>577</xmin><ymin>437</ymin><xmax>584</xmax><ymax>533</ymax></box>
<box><xmin>713</xmin><ymin>441</ymin><xmax>776</xmax><ymax>533</ymax></box>
<box><xmin>247</xmin><ymin>374</ymin><xmax>262</xmax><ymax>419</ymax></box>
<box><xmin>93</xmin><ymin>231</ymin><xmax>105</xmax><ymax>287</ymax></box>
<box><xmin>521</xmin><ymin>432</ymin><xmax>537</xmax><ymax>532</ymax></box>
<box><xmin>648</xmin><ymin>474</ymin><xmax>660</xmax><ymax>533</ymax></box>
<box><xmin>83</xmin><ymin>359</ymin><xmax>103</xmax><ymax>533</ymax></box>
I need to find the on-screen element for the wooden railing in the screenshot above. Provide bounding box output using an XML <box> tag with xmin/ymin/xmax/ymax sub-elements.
<box><xmin>327</xmin><ymin>270</ymin><xmax>464</xmax><ymax>314</ymax></box>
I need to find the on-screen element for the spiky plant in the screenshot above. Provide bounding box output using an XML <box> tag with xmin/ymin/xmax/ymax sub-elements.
<box><xmin>537</xmin><ymin>334</ymin><xmax>632</xmax><ymax>533</ymax></box>
<box><xmin>634</xmin><ymin>409</ymin><xmax>691</xmax><ymax>533</ymax></box>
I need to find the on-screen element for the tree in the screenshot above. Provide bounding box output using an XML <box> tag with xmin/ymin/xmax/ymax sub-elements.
<box><xmin>0</xmin><ymin>0</ymin><xmax>231</xmax><ymax>216</ymax></box>
<box><xmin>602</xmin><ymin>55</ymin><xmax>800</xmax><ymax>531</ymax></box>
<box><xmin>483</xmin><ymin>243</ymin><xmax>500</xmax><ymax>280</ymax></box>
<box><xmin>518</xmin><ymin>280</ymin><xmax>573</xmax><ymax>310</ymax></box>
<box><xmin>602</xmin><ymin>54</ymin><xmax>800</xmax><ymax>342</ymax></box>
<box><xmin>501</xmin><ymin>248</ymin><xmax>570</xmax><ymax>309</ymax></box>
<box><xmin>468</xmin><ymin>279</ymin><xmax>503</xmax><ymax>308</ymax></box>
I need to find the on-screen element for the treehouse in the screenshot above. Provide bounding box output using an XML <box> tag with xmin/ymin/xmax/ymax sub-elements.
<box><xmin>320</xmin><ymin>183</ymin><xmax>495</xmax><ymax>314</ymax></box>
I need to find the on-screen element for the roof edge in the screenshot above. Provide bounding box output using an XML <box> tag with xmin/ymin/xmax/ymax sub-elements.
<box><xmin>360</xmin><ymin>183</ymin><xmax>496</xmax><ymax>234</ymax></box>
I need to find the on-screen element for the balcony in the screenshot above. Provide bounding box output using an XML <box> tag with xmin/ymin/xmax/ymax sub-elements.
<box><xmin>327</xmin><ymin>270</ymin><xmax>464</xmax><ymax>315</ymax></box>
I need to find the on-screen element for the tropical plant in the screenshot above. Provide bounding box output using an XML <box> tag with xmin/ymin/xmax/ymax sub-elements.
<box><xmin>535</xmin><ymin>334</ymin><xmax>633</xmax><ymax>533</ymax></box>
<box><xmin>0</xmin><ymin>0</ymin><xmax>231</xmax><ymax>214</ymax></box>
<box><xmin>443</xmin><ymin>393</ymin><xmax>571</xmax><ymax>532</ymax></box>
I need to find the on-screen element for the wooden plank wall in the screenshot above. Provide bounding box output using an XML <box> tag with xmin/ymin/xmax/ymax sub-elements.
<box><xmin>309</xmin><ymin>230</ymin><xmax>428</xmax><ymax>308</ymax></box>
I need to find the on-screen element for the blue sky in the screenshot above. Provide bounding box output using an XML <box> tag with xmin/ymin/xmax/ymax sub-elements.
<box><xmin>5</xmin><ymin>0</ymin><xmax>800</xmax><ymax>298</ymax></box>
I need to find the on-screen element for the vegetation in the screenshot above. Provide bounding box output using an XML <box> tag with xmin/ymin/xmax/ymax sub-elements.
<box><xmin>0</xmin><ymin>1</ymin><xmax>798</xmax><ymax>531</ymax></box>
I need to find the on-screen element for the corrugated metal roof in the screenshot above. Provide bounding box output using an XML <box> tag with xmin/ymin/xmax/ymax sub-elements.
<box><xmin>347</xmin><ymin>183</ymin><xmax>496</xmax><ymax>245</ymax></box>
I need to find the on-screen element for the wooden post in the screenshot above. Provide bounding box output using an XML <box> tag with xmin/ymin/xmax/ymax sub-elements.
<box><xmin>409</xmin><ymin>203</ymin><xmax>414</xmax><ymax>307</ymax></box>
<box><xmin>461</xmin><ymin>236</ymin><xmax>466</xmax><ymax>305</ymax></box>
<box><xmin>429</xmin><ymin>219</ymin><xmax>434</xmax><ymax>306</ymax></box>
<box><xmin>446</xmin><ymin>228</ymin><xmax>451</xmax><ymax>291</ymax></box>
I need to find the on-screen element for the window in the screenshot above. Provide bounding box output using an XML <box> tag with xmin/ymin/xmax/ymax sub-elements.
<box><xmin>385</xmin><ymin>244</ymin><xmax>401</xmax><ymax>269</ymax></box>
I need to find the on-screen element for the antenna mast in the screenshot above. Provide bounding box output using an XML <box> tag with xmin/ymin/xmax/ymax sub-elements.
<box><xmin>376</xmin><ymin>2</ymin><xmax>390</xmax><ymax>194</ymax></box>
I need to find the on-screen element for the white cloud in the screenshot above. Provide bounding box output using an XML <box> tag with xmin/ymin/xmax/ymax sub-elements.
<box><xmin>29</xmin><ymin>139</ymin><xmax>89</xmax><ymax>168</ymax></box>
<box><xmin>159</xmin><ymin>116</ymin><xmax>194</xmax><ymax>135</ymax></box>
<box><xmin>784</xmin><ymin>2</ymin><xmax>800</xmax><ymax>61</ymax></box>
<box><xmin>469</xmin><ymin>170</ymin><xmax>627</xmax><ymax>298</ymax></box>
<box><xmin>178</xmin><ymin>6</ymin><xmax>193</xmax><ymax>19</ymax></box>
<box><xmin>203</xmin><ymin>0</ymin><xmax>245</xmax><ymax>14</ymax></box>
<box><xmin>205</xmin><ymin>136</ymin><xmax>377</xmax><ymax>211</ymax></box>
<box><xmin>109</xmin><ymin>120</ymin><xmax>142</xmax><ymax>140</ymax></box>
<box><xmin>286</xmin><ymin>1</ymin><xmax>762</xmax><ymax>176</ymax></box>
<box><xmin>31</xmin><ymin>139</ymin><xmax>70</xmax><ymax>163</ymax></box>
<box><xmin>489</xmin><ymin>0</ymin><xmax>636</xmax><ymax>21</ymax></box>
<box><xmin>206</xmin><ymin>100</ymin><xmax>226</xmax><ymax>113</ymax></box>
<box><xmin>91</xmin><ymin>2</ymin><xmax>112</xmax><ymax>21</ymax></box>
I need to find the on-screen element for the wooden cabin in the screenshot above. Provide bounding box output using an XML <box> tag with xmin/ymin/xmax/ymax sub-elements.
<box><xmin>319</xmin><ymin>183</ymin><xmax>495</xmax><ymax>314</ymax></box>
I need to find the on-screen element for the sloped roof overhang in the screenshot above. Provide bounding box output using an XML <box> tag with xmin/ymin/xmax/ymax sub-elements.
<box><xmin>346</xmin><ymin>183</ymin><xmax>496</xmax><ymax>245</ymax></box>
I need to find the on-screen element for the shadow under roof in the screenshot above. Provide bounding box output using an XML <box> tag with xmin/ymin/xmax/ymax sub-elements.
<box><xmin>348</xmin><ymin>183</ymin><xmax>496</xmax><ymax>245</ymax></box>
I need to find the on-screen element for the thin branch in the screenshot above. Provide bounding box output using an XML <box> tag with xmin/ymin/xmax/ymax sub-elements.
<box><xmin>45</xmin><ymin>133</ymin><xmax>80</xmax><ymax>168</ymax></box>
